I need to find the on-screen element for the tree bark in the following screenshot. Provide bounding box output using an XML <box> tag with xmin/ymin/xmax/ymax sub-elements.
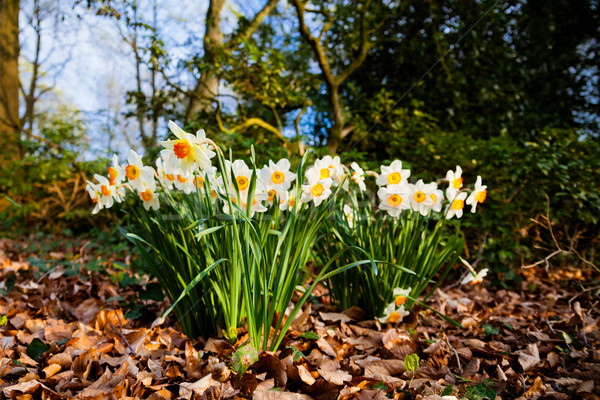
<box><xmin>186</xmin><ymin>0</ymin><xmax>279</xmax><ymax>122</ymax></box>
<box><xmin>0</xmin><ymin>0</ymin><xmax>21</xmax><ymax>161</ymax></box>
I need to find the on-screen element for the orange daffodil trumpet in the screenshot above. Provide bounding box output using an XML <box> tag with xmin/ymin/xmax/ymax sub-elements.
<box><xmin>160</xmin><ymin>121</ymin><xmax>216</xmax><ymax>174</ymax></box>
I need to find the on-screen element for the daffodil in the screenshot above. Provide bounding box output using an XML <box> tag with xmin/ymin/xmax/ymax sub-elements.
<box><xmin>160</xmin><ymin>121</ymin><xmax>215</xmax><ymax>174</ymax></box>
<box><xmin>300</xmin><ymin>167</ymin><xmax>333</xmax><ymax>206</ymax></box>
<box><xmin>156</xmin><ymin>157</ymin><xmax>177</xmax><ymax>190</ymax></box>
<box><xmin>125</xmin><ymin>150</ymin><xmax>156</xmax><ymax>192</ymax></box>
<box><xmin>428</xmin><ymin>184</ymin><xmax>444</xmax><ymax>213</ymax></box>
<box><xmin>376</xmin><ymin>160</ymin><xmax>410</xmax><ymax>187</ymax></box>
<box><xmin>409</xmin><ymin>180</ymin><xmax>435</xmax><ymax>216</ymax></box>
<box><xmin>108</xmin><ymin>154</ymin><xmax>125</xmax><ymax>186</ymax></box>
<box><xmin>85</xmin><ymin>181</ymin><xmax>103</xmax><ymax>214</ymax></box>
<box><xmin>350</xmin><ymin>162</ymin><xmax>367</xmax><ymax>191</ymax></box>
<box><xmin>86</xmin><ymin>174</ymin><xmax>124</xmax><ymax>214</ymax></box>
<box><xmin>260</xmin><ymin>159</ymin><xmax>296</xmax><ymax>196</ymax></box>
<box><xmin>461</xmin><ymin>268</ymin><xmax>488</xmax><ymax>285</ymax></box>
<box><xmin>378</xmin><ymin>302</ymin><xmax>410</xmax><ymax>324</ymax></box>
<box><xmin>343</xmin><ymin>204</ymin><xmax>355</xmax><ymax>228</ymax></box>
<box><xmin>392</xmin><ymin>287</ymin><xmax>412</xmax><ymax>307</ymax></box>
<box><xmin>308</xmin><ymin>156</ymin><xmax>346</xmax><ymax>188</ymax></box>
<box><xmin>139</xmin><ymin>185</ymin><xmax>160</xmax><ymax>211</ymax></box>
<box><xmin>173</xmin><ymin>171</ymin><xmax>196</xmax><ymax>194</ymax></box>
<box><xmin>229</xmin><ymin>159</ymin><xmax>255</xmax><ymax>194</ymax></box>
<box><xmin>466</xmin><ymin>176</ymin><xmax>487</xmax><ymax>213</ymax></box>
<box><xmin>446</xmin><ymin>165</ymin><xmax>463</xmax><ymax>190</ymax></box>
<box><xmin>445</xmin><ymin>189</ymin><xmax>468</xmax><ymax>219</ymax></box>
<box><xmin>377</xmin><ymin>185</ymin><xmax>410</xmax><ymax>217</ymax></box>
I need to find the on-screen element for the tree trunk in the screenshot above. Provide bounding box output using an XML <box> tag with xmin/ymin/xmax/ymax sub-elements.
<box><xmin>187</xmin><ymin>0</ymin><xmax>225</xmax><ymax>121</ymax></box>
<box><xmin>327</xmin><ymin>83</ymin><xmax>343</xmax><ymax>154</ymax></box>
<box><xmin>0</xmin><ymin>0</ymin><xmax>20</xmax><ymax>161</ymax></box>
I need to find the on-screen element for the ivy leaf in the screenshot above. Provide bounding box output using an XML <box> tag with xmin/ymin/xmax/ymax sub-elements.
<box><xmin>404</xmin><ymin>353</ymin><xmax>420</xmax><ymax>374</ymax></box>
<box><xmin>231</xmin><ymin>341</ymin><xmax>258</xmax><ymax>376</ymax></box>
<box><xmin>27</xmin><ymin>338</ymin><xmax>51</xmax><ymax>361</ymax></box>
<box><xmin>441</xmin><ymin>385</ymin><xmax>454</xmax><ymax>396</ymax></box>
<box><xmin>484</xmin><ymin>324</ymin><xmax>499</xmax><ymax>336</ymax></box>
<box><xmin>287</xmin><ymin>345</ymin><xmax>305</xmax><ymax>361</ymax></box>
<box><xmin>299</xmin><ymin>331</ymin><xmax>319</xmax><ymax>340</ymax></box>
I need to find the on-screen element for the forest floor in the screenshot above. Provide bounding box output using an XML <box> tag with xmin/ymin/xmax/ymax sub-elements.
<box><xmin>0</xmin><ymin>234</ymin><xmax>598</xmax><ymax>400</ymax></box>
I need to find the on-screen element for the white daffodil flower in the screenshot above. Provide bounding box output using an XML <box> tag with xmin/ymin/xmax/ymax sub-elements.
<box><xmin>446</xmin><ymin>165</ymin><xmax>463</xmax><ymax>190</ymax></box>
<box><xmin>301</xmin><ymin>167</ymin><xmax>333</xmax><ymax>206</ymax></box>
<box><xmin>125</xmin><ymin>150</ymin><xmax>156</xmax><ymax>192</ymax></box>
<box><xmin>392</xmin><ymin>287</ymin><xmax>412</xmax><ymax>307</ymax></box>
<box><xmin>160</xmin><ymin>121</ymin><xmax>215</xmax><ymax>174</ymax></box>
<box><xmin>461</xmin><ymin>268</ymin><xmax>488</xmax><ymax>285</ymax></box>
<box><xmin>174</xmin><ymin>171</ymin><xmax>195</xmax><ymax>194</ymax></box>
<box><xmin>378</xmin><ymin>302</ymin><xmax>410</xmax><ymax>324</ymax></box>
<box><xmin>409</xmin><ymin>180</ymin><xmax>435</xmax><ymax>216</ymax></box>
<box><xmin>108</xmin><ymin>154</ymin><xmax>125</xmax><ymax>186</ymax></box>
<box><xmin>445</xmin><ymin>189</ymin><xmax>468</xmax><ymax>219</ymax></box>
<box><xmin>156</xmin><ymin>157</ymin><xmax>177</xmax><ymax>190</ymax></box>
<box><xmin>376</xmin><ymin>160</ymin><xmax>411</xmax><ymax>187</ymax></box>
<box><xmin>466</xmin><ymin>176</ymin><xmax>487</xmax><ymax>213</ymax></box>
<box><xmin>377</xmin><ymin>185</ymin><xmax>411</xmax><ymax>217</ymax></box>
<box><xmin>350</xmin><ymin>162</ymin><xmax>367</xmax><ymax>191</ymax></box>
<box><xmin>343</xmin><ymin>204</ymin><xmax>355</xmax><ymax>228</ymax></box>
<box><xmin>426</xmin><ymin>182</ymin><xmax>444</xmax><ymax>213</ymax></box>
<box><xmin>139</xmin><ymin>185</ymin><xmax>160</xmax><ymax>211</ymax></box>
<box><xmin>86</xmin><ymin>181</ymin><xmax>103</xmax><ymax>215</ymax></box>
<box><xmin>260</xmin><ymin>159</ymin><xmax>296</xmax><ymax>196</ymax></box>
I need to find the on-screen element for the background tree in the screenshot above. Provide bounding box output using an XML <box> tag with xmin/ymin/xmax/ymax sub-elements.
<box><xmin>0</xmin><ymin>0</ymin><xmax>21</xmax><ymax>167</ymax></box>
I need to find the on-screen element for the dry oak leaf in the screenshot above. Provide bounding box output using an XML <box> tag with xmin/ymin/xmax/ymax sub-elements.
<box><xmin>252</xmin><ymin>391</ymin><xmax>314</xmax><ymax>400</ymax></box>
<box><xmin>317</xmin><ymin>368</ymin><xmax>352</xmax><ymax>385</ymax></box>
<box><xmin>179</xmin><ymin>374</ymin><xmax>218</xmax><ymax>399</ymax></box>
<box><xmin>319</xmin><ymin>312</ymin><xmax>353</xmax><ymax>323</ymax></box>
<box><xmin>515</xmin><ymin>343</ymin><xmax>541</xmax><ymax>372</ymax></box>
<box><xmin>298</xmin><ymin>364</ymin><xmax>316</xmax><ymax>385</ymax></box>
<box><xmin>2</xmin><ymin>379</ymin><xmax>60</xmax><ymax>399</ymax></box>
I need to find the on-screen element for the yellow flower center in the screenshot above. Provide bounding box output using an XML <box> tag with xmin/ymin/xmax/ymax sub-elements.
<box><xmin>141</xmin><ymin>189</ymin><xmax>153</xmax><ymax>202</ymax></box>
<box><xmin>195</xmin><ymin>176</ymin><xmax>204</xmax><ymax>188</ymax></box>
<box><xmin>268</xmin><ymin>189</ymin><xmax>277</xmax><ymax>201</ymax></box>
<box><xmin>320</xmin><ymin>168</ymin><xmax>330</xmax><ymax>179</ymax></box>
<box><xmin>177</xmin><ymin>175</ymin><xmax>187</xmax><ymax>183</ymax></box>
<box><xmin>289</xmin><ymin>196</ymin><xmax>295</xmax><ymax>207</ymax></box>
<box><xmin>173</xmin><ymin>140</ymin><xmax>191</xmax><ymax>159</ymax></box>
<box><xmin>101</xmin><ymin>185</ymin><xmax>111</xmax><ymax>196</ymax></box>
<box><xmin>430</xmin><ymin>193</ymin><xmax>437</xmax><ymax>203</ymax></box>
<box><xmin>125</xmin><ymin>165</ymin><xmax>140</xmax><ymax>180</ymax></box>
<box><xmin>476</xmin><ymin>190</ymin><xmax>487</xmax><ymax>203</ymax></box>
<box><xmin>108</xmin><ymin>167</ymin><xmax>118</xmax><ymax>185</ymax></box>
<box><xmin>388</xmin><ymin>172</ymin><xmax>402</xmax><ymax>185</ymax></box>
<box><xmin>388</xmin><ymin>194</ymin><xmax>402</xmax><ymax>207</ymax></box>
<box><xmin>236</xmin><ymin>176</ymin><xmax>249</xmax><ymax>191</ymax></box>
<box><xmin>395</xmin><ymin>295</ymin><xmax>406</xmax><ymax>306</ymax></box>
<box><xmin>453</xmin><ymin>177</ymin><xmax>463</xmax><ymax>189</ymax></box>
<box><xmin>471</xmin><ymin>277</ymin><xmax>483</xmax><ymax>285</ymax></box>
<box><xmin>451</xmin><ymin>199</ymin><xmax>464</xmax><ymax>210</ymax></box>
<box><xmin>311</xmin><ymin>183</ymin><xmax>324</xmax><ymax>197</ymax></box>
<box><xmin>166</xmin><ymin>174</ymin><xmax>175</xmax><ymax>181</ymax></box>
<box><xmin>414</xmin><ymin>191</ymin><xmax>426</xmax><ymax>203</ymax></box>
<box><xmin>271</xmin><ymin>171</ymin><xmax>285</xmax><ymax>185</ymax></box>
<box><xmin>389</xmin><ymin>312</ymin><xmax>401</xmax><ymax>323</ymax></box>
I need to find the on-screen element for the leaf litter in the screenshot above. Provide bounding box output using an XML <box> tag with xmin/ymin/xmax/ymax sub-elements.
<box><xmin>0</xmin><ymin>236</ymin><xmax>599</xmax><ymax>399</ymax></box>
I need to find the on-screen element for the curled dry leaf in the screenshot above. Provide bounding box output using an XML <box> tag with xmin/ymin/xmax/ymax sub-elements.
<box><xmin>515</xmin><ymin>343</ymin><xmax>541</xmax><ymax>372</ymax></box>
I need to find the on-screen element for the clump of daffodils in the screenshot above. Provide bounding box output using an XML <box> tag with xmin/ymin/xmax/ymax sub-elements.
<box><xmin>375</xmin><ymin>163</ymin><xmax>487</xmax><ymax>221</ymax></box>
<box><xmin>87</xmin><ymin>121</ymin><xmax>489</xmax><ymax>327</ymax></box>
